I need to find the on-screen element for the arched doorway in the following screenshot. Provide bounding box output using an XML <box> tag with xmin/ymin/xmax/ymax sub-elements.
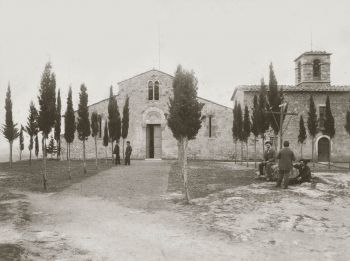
<box><xmin>318</xmin><ymin>137</ymin><xmax>330</xmax><ymax>162</ymax></box>
<box><xmin>142</xmin><ymin>107</ymin><xmax>166</xmax><ymax>159</ymax></box>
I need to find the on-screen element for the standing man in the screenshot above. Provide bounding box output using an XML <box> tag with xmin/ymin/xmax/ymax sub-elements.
<box><xmin>125</xmin><ymin>141</ymin><xmax>132</xmax><ymax>166</ymax></box>
<box><xmin>276</xmin><ymin>140</ymin><xmax>296</xmax><ymax>189</ymax></box>
<box><xmin>258</xmin><ymin>141</ymin><xmax>276</xmax><ymax>180</ymax></box>
<box><xmin>113</xmin><ymin>143</ymin><xmax>120</xmax><ymax>165</ymax></box>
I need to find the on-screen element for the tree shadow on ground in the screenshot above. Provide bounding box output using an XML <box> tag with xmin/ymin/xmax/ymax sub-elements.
<box><xmin>167</xmin><ymin>161</ymin><xmax>257</xmax><ymax>199</ymax></box>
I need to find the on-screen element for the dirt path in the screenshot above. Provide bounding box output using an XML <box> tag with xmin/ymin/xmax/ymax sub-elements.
<box><xmin>9</xmin><ymin>161</ymin><xmax>250</xmax><ymax>260</ymax></box>
<box><xmin>2</xmin><ymin>162</ymin><xmax>349</xmax><ymax>260</ymax></box>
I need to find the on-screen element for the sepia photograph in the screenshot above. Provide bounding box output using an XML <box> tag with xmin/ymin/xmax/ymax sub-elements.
<box><xmin>0</xmin><ymin>0</ymin><xmax>350</xmax><ymax>260</ymax></box>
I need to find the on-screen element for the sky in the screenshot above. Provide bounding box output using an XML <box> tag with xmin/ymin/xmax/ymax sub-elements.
<box><xmin>1</xmin><ymin>0</ymin><xmax>350</xmax><ymax>161</ymax></box>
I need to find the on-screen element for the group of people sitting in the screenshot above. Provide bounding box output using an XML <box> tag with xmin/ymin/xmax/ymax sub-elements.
<box><xmin>258</xmin><ymin>140</ymin><xmax>312</xmax><ymax>188</ymax></box>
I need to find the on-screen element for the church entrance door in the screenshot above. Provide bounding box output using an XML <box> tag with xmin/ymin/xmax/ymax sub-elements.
<box><xmin>318</xmin><ymin>137</ymin><xmax>330</xmax><ymax>162</ymax></box>
<box><xmin>146</xmin><ymin>124</ymin><xmax>162</xmax><ymax>159</ymax></box>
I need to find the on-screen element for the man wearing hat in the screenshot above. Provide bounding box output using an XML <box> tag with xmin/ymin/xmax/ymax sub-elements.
<box><xmin>258</xmin><ymin>140</ymin><xmax>276</xmax><ymax>179</ymax></box>
<box><xmin>290</xmin><ymin>159</ymin><xmax>312</xmax><ymax>185</ymax></box>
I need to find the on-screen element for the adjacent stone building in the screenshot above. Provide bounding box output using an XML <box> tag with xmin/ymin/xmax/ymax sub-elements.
<box><xmin>232</xmin><ymin>51</ymin><xmax>350</xmax><ymax>162</ymax></box>
<box><xmin>62</xmin><ymin>69</ymin><xmax>233</xmax><ymax>161</ymax></box>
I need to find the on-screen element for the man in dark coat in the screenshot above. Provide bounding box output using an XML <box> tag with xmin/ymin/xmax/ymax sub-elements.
<box><xmin>113</xmin><ymin>143</ymin><xmax>120</xmax><ymax>165</ymax></box>
<box><xmin>125</xmin><ymin>141</ymin><xmax>132</xmax><ymax>166</ymax></box>
<box><xmin>276</xmin><ymin>140</ymin><xmax>296</xmax><ymax>189</ymax></box>
<box><xmin>258</xmin><ymin>141</ymin><xmax>276</xmax><ymax>180</ymax></box>
<box><xmin>289</xmin><ymin>159</ymin><xmax>312</xmax><ymax>185</ymax></box>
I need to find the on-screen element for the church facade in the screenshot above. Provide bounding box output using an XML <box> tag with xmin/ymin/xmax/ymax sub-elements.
<box><xmin>62</xmin><ymin>69</ymin><xmax>233</xmax><ymax>161</ymax></box>
<box><xmin>232</xmin><ymin>51</ymin><xmax>350</xmax><ymax>162</ymax></box>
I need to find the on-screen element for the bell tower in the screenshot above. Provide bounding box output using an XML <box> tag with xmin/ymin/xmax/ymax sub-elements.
<box><xmin>294</xmin><ymin>51</ymin><xmax>331</xmax><ymax>87</ymax></box>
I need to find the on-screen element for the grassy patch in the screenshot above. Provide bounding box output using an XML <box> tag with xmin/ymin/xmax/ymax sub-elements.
<box><xmin>0</xmin><ymin>159</ymin><xmax>113</xmax><ymax>193</ymax></box>
<box><xmin>168</xmin><ymin>161</ymin><xmax>256</xmax><ymax>199</ymax></box>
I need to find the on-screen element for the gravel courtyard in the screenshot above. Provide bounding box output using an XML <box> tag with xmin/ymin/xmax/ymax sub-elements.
<box><xmin>0</xmin><ymin>160</ymin><xmax>350</xmax><ymax>260</ymax></box>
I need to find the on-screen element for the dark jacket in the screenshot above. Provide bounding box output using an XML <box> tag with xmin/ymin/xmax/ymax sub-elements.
<box><xmin>277</xmin><ymin>147</ymin><xmax>295</xmax><ymax>171</ymax></box>
<box><xmin>125</xmin><ymin>145</ymin><xmax>132</xmax><ymax>157</ymax></box>
<box><xmin>113</xmin><ymin>144</ymin><xmax>120</xmax><ymax>156</ymax></box>
<box><xmin>293</xmin><ymin>164</ymin><xmax>311</xmax><ymax>182</ymax></box>
<box><xmin>263</xmin><ymin>148</ymin><xmax>276</xmax><ymax>162</ymax></box>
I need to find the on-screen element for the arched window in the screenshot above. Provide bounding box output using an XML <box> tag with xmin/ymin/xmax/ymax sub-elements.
<box><xmin>313</xmin><ymin>59</ymin><xmax>321</xmax><ymax>79</ymax></box>
<box><xmin>154</xmin><ymin>81</ymin><xmax>159</xmax><ymax>100</ymax></box>
<box><xmin>148</xmin><ymin>81</ymin><xmax>154</xmax><ymax>100</ymax></box>
<box><xmin>297</xmin><ymin>61</ymin><xmax>301</xmax><ymax>83</ymax></box>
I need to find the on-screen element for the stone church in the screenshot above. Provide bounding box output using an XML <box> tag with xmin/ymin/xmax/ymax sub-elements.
<box><xmin>62</xmin><ymin>69</ymin><xmax>233</xmax><ymax>160</ymax></box>
<box><xmin>232</xmin><ymin>51</ymin><xmax>350</xmax><ymax>162</ymax></box>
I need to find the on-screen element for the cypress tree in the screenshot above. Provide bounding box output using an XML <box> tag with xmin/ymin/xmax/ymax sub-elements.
<box><xmin>103</xmin><ymin>120</ymin><xmax>109</xmax><ymax>164</ymax></box>
<box><xmin>108</xmin><ymin>86</ymin><xmax>118</xmax><ymax>163</ymax></box>
<box><xmin>298</xmin><ymin>115</ymin><xmax>307</xmax><ymax>158</ymax></box>
<box><xmin>38</xmin><ymin>62</ymin><xmax>56</xmax><ymax>190</ymax></box>
<box><xmin>307</xmin><ymin>95</ymin><xmax>318</xmax><ymax>167</ymax></box>
<box><xmin>258</xmin><ymin>78</ymin><xmax>269</xmax><ymax>152</ymax></box>
<box><xmin>324</xmin><ymin>95</ymin><xmax>335</xmax><ymax>169</ymax></box>
<box><xmin>1</xmin><ymin>85</ymin><xmax>19</xmax><ymax>168</ymax></box>
<box><xmin>47</xmin><ymin>135</ymin><xmax>56</xmax><ymax>158</ymax></box>
<box><xmin>91</xmin><ymin>111</ymin><xmax>99</xmax><ymax>169</ymax></box>
<box><xmin>26</xmin><ymin>101</ymin><xmax>39</xmax><ymax>165</ymax></box>
<box><xmin>64</xmin><ymin>87</ymin><xmax>76</xmax><ymax>179</ymax></box>
<box><xmin>19</xmin><ymin>125</ymin><xmax>24</xmax><ymax>161</ymax></box>
<box><xmin>236</xmin><ymin>103</ymin><xmax>243</xmax><ymax>164</ymax></box>
<box><xmin>121</xmin><ymin>96</ymin><xmax>130</xmax><ymax>159</ymax></box>
<box><xmin>251</xmin><ymin>95</ymin><xmax>259</xmax><ymax>167</ymax></box>
<box><xmin>77</xmin><ymin>84</ymin><xmax>91</xmax><ymax>174</ymax></box>
<box><xmin>344</xmin><ymin>106</ymin><xmax>350</xmax><ymax>169</ymax></box>
<box><xmin>55</xmin><ymin>89</ymin><xmax>61</xmax><ymax>160</ymax></box>
<box><xmin>167</xmin><ymin>65</ymin><xmax>203</xmax><ymax>203</ymax></box>
<box><xmin>232</xmin><ymin>101</ymin><xmax>238</xmax><ymax>163</ymax></box>
<box><xmin>35</xmin><ymin>135</ymin><xmax>39</xmax><ymax>159</ymax></box>
<box><xmin>242</xmin><ymin>105</ymin><xmax>251</xmax><ymax>167</ymax></box>
<box><xmin>268</xmin><ymin>63</ymin><xmax>280</xmax><ymax>136</ymax></box>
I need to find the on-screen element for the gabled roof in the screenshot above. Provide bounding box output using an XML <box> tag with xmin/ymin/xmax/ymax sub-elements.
<box><xmin>117</xmin><ymin>69</ymin><xmax>174</xmax><ymax>84</ymax></box>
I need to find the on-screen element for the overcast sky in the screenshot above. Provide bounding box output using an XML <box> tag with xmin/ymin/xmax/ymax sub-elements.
<box><xmin>1</xmin><ymin>0</ymin><xmax>350</xmax><ymax>161</ymax></box>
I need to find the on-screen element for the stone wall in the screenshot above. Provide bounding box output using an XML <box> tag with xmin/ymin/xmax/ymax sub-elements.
<box><xmin>61</xmin><ymin>69</ymin><xmax>234</xmax><ymax>161</ymax></box>
<box><xmin>237</xmin><ymin>90</ymin><xmax>350</xmax><ymax>162</ymax></box>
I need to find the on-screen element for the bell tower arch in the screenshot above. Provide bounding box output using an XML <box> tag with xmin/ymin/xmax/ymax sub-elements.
<box><xmin>294</xmin><ymin>51</ymin><xmax>331</xmax><ymax>87</ymax></box>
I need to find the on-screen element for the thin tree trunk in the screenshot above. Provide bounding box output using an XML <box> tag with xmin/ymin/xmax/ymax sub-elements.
<box><xmin>29</xmin><ymin>150</ymin><xmax>32</xmax><ymax>166</ymax></box>
<box><xmin>20</xmin><ymin>150</ymin><xmax>22</xmax><ymax>161</ymax></box>
<box><xmin>328</xmin><ymin>139</ymin><xmax>331</xmax><ymax>170</ymax></box>
<box><xmin>111</xmin><ymin>141</ymin><xmax>114</xmax><ymax>164</ymax></box>
<box><xmin>68</xmin><ymin>143</ymin><xmax>72</xmax><ymax>180</ymax></box>
<box><xmin>262</xmin><ymin>136</ymin><xmax>265</xmax><ymax>154</ymax></box>
<box><xmin>105</xmin><ymin>146</ymin><xmax>108</xmax><ymax>164</ymax></box>
<box><xmin>123</xmin><ymin>139</ymin><xmax>125</xmax><ymax>160</ymax></box>
<box><xmin>9</xmin><ymin>141</ymin><xmax>13</xmax><ymax>168</ymax></box>
<box><xmin>300</xmin><ymin>144</ymin><xmax>303</xmax><ymax>159</ymax></box>
<box><xmin>94</xmin><ymin>137</ymin><xmax>98</xmax><ymax>169</ymax></box>
<box><xmin>182</xmin><ymin>137</ymin><xmax>190</xmax><ymax>203</ymax></box>
<box><xmin>43</xmin><ymin>137</ymin><xmax>48</xmax><ymax>191</ymax></box>
<box><xmin>234</xmin><ymin>140</ymin><xmax>237</xmax><ymax>164</ymax></box>
<box><xmin>254</xmin><ymin>137</ymin><xmax>257</xmax><ymax>168</ymax></box>
<box><xmin>312</xmin><ymin>137</ymin><xmax>315</xmax><ymax>167</ymax></box>
<box><xmin>240</xmin><ymin>141</ymin><xmax>243</xmax><ymax>165</ymax></box>
<box><xmin>246</xmin><ymin>141</ymin><xmax>249</xmax><ymax>167</ymax></box>
<box><xmin>57</xmin><ymin>138</ymin><xmax>60</xmax><ymax>160</ymax></box>
<box><xmin>83</xmin><ymin>139</ymin><xmax>87</xmax><ymax>174</ymax></box>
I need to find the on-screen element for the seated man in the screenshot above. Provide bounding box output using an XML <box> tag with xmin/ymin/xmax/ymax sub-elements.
<box><xmin>289</xmin><ymin>159</ymin><xmax>311</xmax><ymax>185</ymax></box>
<box><xmin>258</xmin><ymin>141</ymin><xmax>276</xmax><ymax>180</ymax></box>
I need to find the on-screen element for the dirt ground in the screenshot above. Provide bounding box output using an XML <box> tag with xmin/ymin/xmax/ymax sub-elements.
<box><xmin>1</xmin><ymin>160</ymin><xmax>350</xmax><ymax>260</ymax></box>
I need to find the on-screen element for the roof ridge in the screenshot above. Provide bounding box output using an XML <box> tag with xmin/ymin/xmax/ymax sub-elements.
<box><xmin>117</xmin><ymin>69</ymin><xmax>174</xmax><ymax>84</ymax></box>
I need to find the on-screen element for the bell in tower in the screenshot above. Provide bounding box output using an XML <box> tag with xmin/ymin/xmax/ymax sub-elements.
<box><xmin>294</xmin><ymin>51</ymin><xmax>331</xmax><ymax>87</ymax></box>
